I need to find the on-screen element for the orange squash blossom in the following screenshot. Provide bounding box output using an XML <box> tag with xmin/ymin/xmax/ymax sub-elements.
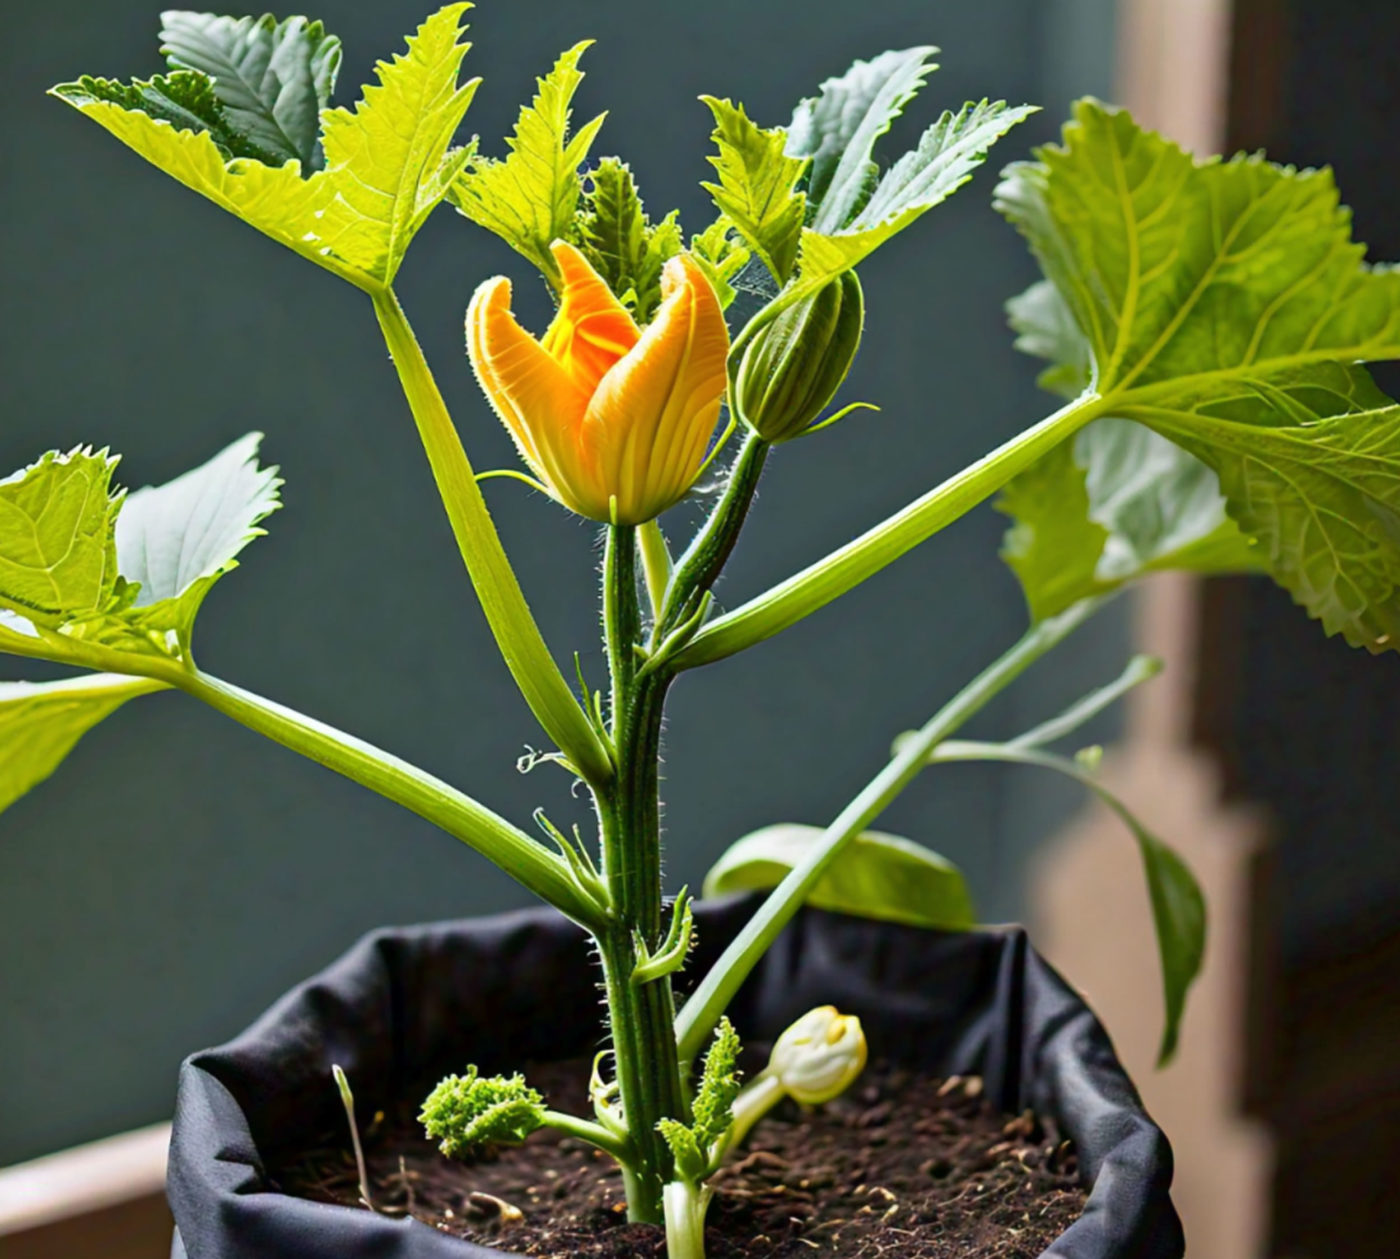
<box><xmin>466</xmin><ymin>240</ymin><xmax>730</xmax><ymax>525</ymax></box>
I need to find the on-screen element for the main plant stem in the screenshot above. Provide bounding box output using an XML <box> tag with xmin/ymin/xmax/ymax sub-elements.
<box><xmin>597</xmin><ymin>524</ymin><xmax>687</xmax><ymax>1223</ymax></box>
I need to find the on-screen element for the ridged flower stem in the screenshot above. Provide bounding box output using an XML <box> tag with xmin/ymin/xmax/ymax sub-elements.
<box><xmin>597</xmin><ymin>524</ymin><xmax>688</xmax><ymax>1223</ymax></box>
<box><xmin>658</xmin><ymin>431</ymin><xmax>770</xmax><ymax>635</ymax></box>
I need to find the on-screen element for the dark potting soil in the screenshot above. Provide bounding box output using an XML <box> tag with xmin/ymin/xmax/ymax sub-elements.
<box><xmin>272</xmin><ymin>1059</ymin><xmax>1085</xmax><ymax>1259</ymax></box>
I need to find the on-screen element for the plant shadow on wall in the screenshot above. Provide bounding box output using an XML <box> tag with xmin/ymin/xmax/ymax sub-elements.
<box><xmin>5</xmin><ymin>3</ymin><xmax>1400</xmax><ymax>1257</ymax></box>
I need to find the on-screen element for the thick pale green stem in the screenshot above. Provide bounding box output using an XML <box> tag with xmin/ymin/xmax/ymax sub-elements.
<box><xmin>596</xmin><ymin>526</ymin><xmax>687</xmax><ymax>1223</ymax></box>
<box><xmin>663</xmin><ymin>1181</ymin><xmax>713</xmax><ymax>1259</ymax></box>
<box><xmin>674</xmin><ymin>393</ymin><xmax>1106</xmax><ymax>668</ymax></box>
<box><xmin>371</xmin><ymin>289</ymin><xmax>613</xmax><ymax>787</ymax></box>
<box><xmin>675</xmin><ymin>595</ymin><xmax>1111</xmax><ymax>1064</ymax></box>
<box><xmin>173</xmin><ymin>670</ymin><xmax>601</xmax><ymax>929</ymax></box>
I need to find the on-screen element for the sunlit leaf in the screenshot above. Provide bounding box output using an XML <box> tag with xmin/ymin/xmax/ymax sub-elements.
<box><xmin>53</xmin><ymin>5</ymin><xmax>476</xmax><ymax>289</ymax></box>
<box><xmin>0</xmin><ymin>449</ymin><xmax>123</xmax><ymax>628</ymax></box>
<box><xmin>999</xmin><ymin>99</ymin><xmax>1400</xmax><ymax>650</ymax></box>
<box><xmin>703</xmin><ymin>823</ymin><xmax>975</xmax><ymax>930</ymax></box>
<box><xmin>0</xmin><ymin>674</ymin><xmax>168</xmax><ymax>818</ymax></box>
<box><xmin>689</xmin><ymin>215</ymin><xmax>752</xmax><ymax>311</ymax></box>
<box><xmin>317</xmin><ymin>3</ymin><xmax>478</xmax><ymax>285</ymax></box>
<box><xmin>452</xmin><ymin>40</ymin><xmax>605</xmax><ymax>286</ymax></box>
<box><xmin>700</xmin><ymin>97</ymin><xmax>807</xmax><ymax>284</ymax></box>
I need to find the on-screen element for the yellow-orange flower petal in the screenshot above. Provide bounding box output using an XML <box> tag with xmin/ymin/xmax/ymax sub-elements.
<box><xmin>580</xmin><ymin>254</ymin><xmax>730</xmax><ymax>524</ymax></box>
<box><xmin>541</xmin><ymin>241</ymin><xmax>641</xmax><ymax>395</ymax></box>
<box><xmin>465</xmin><ymin>243</ymin><xmax>730</xmax><ymax>525</ymax></box>
<box><xmin>466</xmin><ymin>276</ymin><xmax>596</xmax><ymax>509</ymax></box>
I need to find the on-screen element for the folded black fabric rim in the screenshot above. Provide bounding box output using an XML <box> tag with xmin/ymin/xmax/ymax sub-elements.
<box><xmin>168</xmin><ymin>897</ymin><xmax>1185</xmax><ymax>1259</ymax></box>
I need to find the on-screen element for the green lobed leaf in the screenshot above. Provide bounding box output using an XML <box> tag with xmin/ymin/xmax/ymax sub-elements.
<box><xmin>53</xmin><ymin>5</ymin><xmax>476</xmax><ymax>290</ymax></box>
<box><xmin>998</xmin><ymin>99</ymin><xmax>1400</xmax><ymax>650</ymax></box>
<box><xmin>703</xmin><ymin>823</ymin><xmax>975</xmax><ymax>930</ymax></box>
<box><xmin>317</xmin><ymin>3</ymin><xmax>478</xmax><ymax>286</ymax></box>
<box><xmin>60</xmin><ymin>69</ymin><xmax>284</xmax><ymax>164</ymax></box>
<box><xmin>159</xmin><ymin>9</ymin><xmax>343</xmax><ymax>168</ymax></box>
<box><xmin>700</xmin><ymin>97</ymin><xmax>807</xmax><ymax>284</ymax></box>
<box><xmin>787</xmin><ymin>46</ymin><xmax>940</xmax><ymax>233</ymax></box>
<box><xmin>114</xmin><ymin>432</ymin><xmax>282</xmax><ymax>639</ymax></box>
<box><xmin>50</xmin><ymin>76</ymin><xmax>340</xmax><ymax>270</ymax></box>
<box><xmin>0</xmin><ymin>449</ymin><xmax>123</xmax><ymax>628</ymax></box>
<box><xmin>1007</xmin><ymin>279</ymin><xmax>1092</xmax><ymax>399</ymax></box>
<box><xmin>575</xmin><ymin>157</ymin><xmax>683</xmax><ymax>322</ymax></box>
<box><xmin>998</xmin><ymin>419</ymin><xmax>1264</xmax><ymax>621</ymax></box>
<box><xmin>451</xmin><ymin>40</ymin><xmax>605</xmax><ymax>287</ymax></box>
<box><xmin>789</xmin><ymin>99</ymin><xmax>1037</xmax><ymax>306</ymax></box>
<box><xmin>0</xmin><ymin>674</ymin><xmax>168</xmax><ymax>818</ymax></box>
<box><xmin>420</xmin><ymin>1067</ymin><xmax>547</xmax><ymax>1159</ymax></box>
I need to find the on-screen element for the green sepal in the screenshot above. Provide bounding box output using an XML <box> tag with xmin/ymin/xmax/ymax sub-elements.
<box><xmin>732</xmin><ymin>270</ymin><xmax>865</xmax><ymax>442</ymax></box>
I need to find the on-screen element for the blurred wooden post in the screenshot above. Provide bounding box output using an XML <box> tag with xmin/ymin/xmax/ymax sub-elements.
<box><xmin>1029</xmin><ymin>1</ymin><xmax>1273</xmax><ymax>1256</ymax></box>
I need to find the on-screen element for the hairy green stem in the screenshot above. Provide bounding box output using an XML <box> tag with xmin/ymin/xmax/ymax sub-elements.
<box><xmin>659</xmin><ymin>431</ymin><xmax>770</xmax><ymax>634</ymax></box>
<box><xmin>674</xmin><ymin>393</ymin><xmax>1106</xmax><ymax>668</ymax></box>
<box><xmin>596</xmin><ymin>526</ymin><xmax>687</xmax><ymax>1222</ymax></box>
<box><xmin>371</xmin><ymin>289</ymin><xmax>613</xmax><ymax>787</ymax></box>
<box><xmin>675</xmin><ymin>595</ymin><xmax>1111</xmax><ymax>1065</ymax></box>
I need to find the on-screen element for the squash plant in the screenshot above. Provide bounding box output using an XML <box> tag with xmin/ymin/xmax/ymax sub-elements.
<box><xmin>4</xmin><ymin>6</ymin><xmax>1399</xmax><ymax>1256</ymax></box>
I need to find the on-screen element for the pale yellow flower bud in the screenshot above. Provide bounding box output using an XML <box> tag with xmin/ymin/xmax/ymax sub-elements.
<box><xmin>768</xmin><ymin>1005</ymin><xmax>868</xmax><ymax>1105</ymax></box>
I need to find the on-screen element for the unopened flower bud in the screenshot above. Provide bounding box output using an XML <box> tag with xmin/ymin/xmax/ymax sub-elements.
<box><xmin>733</xmin><ymin>272</ymin><xmax>864</xmax><ymax>442</ymax></box>
<box><xmin>768</xmin><ymin>1005</ymin><xmax>868</xmax><ymax>1105</ymax></box>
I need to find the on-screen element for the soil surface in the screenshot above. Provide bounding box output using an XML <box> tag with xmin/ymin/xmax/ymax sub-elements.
<box><xmin>273</xmin><ymin>1058</ymin><xmax>1085</xmax><ymax>1258</ymax></box>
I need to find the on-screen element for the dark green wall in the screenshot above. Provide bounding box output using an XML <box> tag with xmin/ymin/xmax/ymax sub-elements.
<box><xmin>0</xmin><ymin>0</ymin><xmax>1121</xmax><ymax>1164</ymax></box>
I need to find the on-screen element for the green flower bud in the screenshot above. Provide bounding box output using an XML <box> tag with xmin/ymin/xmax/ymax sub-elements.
<box><xmin>733</xmin><ymin>271</ymin><xmax>865</xmax><ymax>442</ymax></box>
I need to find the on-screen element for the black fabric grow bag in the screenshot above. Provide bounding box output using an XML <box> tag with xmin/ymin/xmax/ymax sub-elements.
<box><xmin>167</xmin><ymin>897</ymin><xmax>1185</xmax><ymax>1258</ymax></box>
